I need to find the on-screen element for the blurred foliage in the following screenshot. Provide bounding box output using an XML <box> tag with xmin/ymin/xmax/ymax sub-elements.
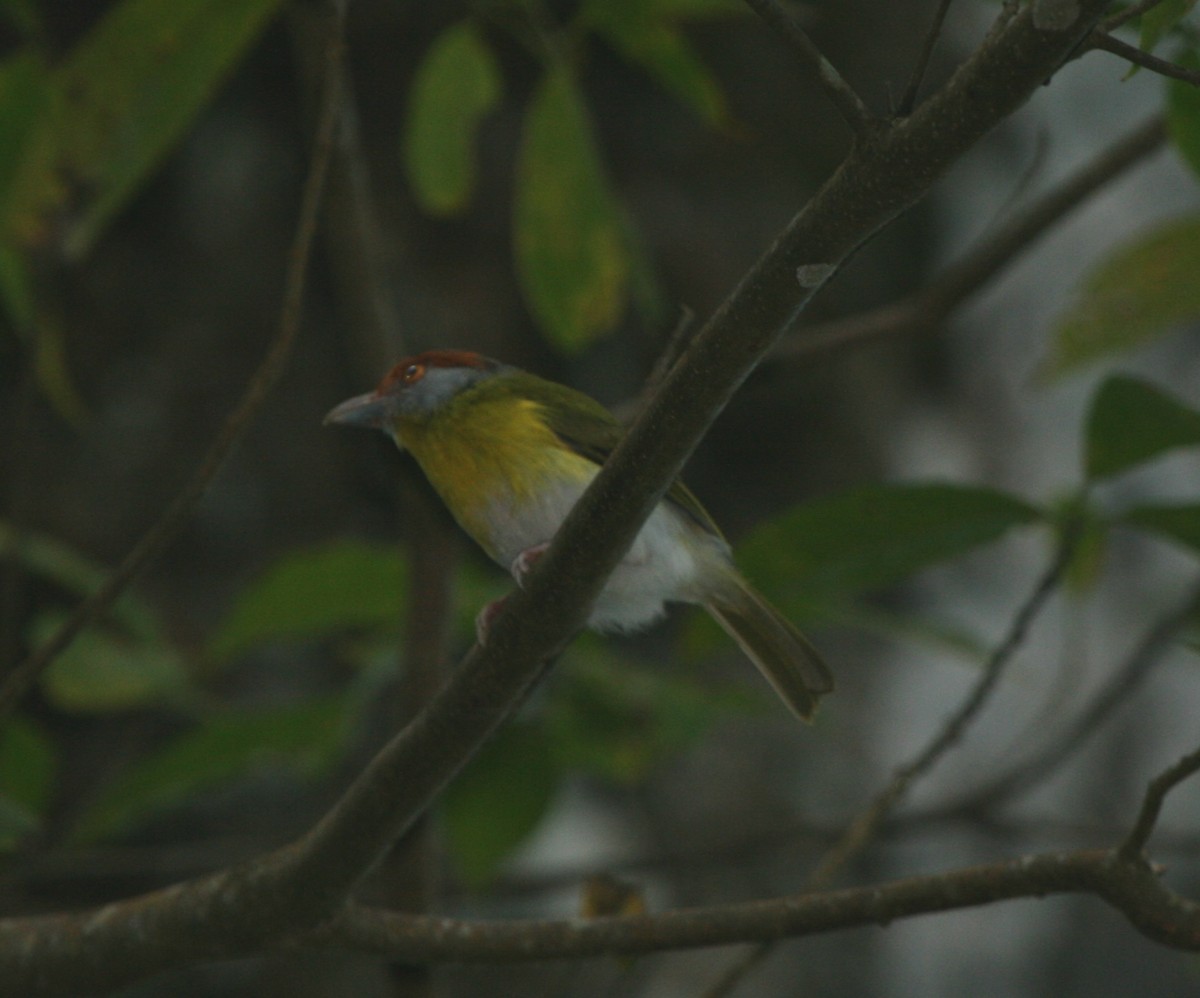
<box><xmin>3</xmin><ymin>0</ymin><xmax>1200</xmax><ymax>914</ymax></box>
<box><xmin>1084</xmin><ymin>374</ymin><xmax>1200</xmax><ymax>480</ymax></box>
<box><xmin>514</xmin><ymin>65</ymin><xmax>630</xmax><ymax>350</ymax></box>
<box><xmin>1043</xmin><ymin>216</ymin><xmax>1200</xmax><ymax>377</ymax></box>
<box><xmin>207</xmin><ymin>538</ymin><xmax>407</xmax><ymax>664</ymax></box>
<box><xmin>1168</xmin><ymin>51</ymin><xmax>1200</xmax><ymax>177</ymax></box>
<box><xmin>403</xmin><ymin>21</ymin><xmax>502</xmax><ymax>216</ymax></box>
<box><xmin>399</xmin><ymin>0</ymin><xmax>739</xmax><ymax>350</ymax></box>
<box><xmin>73</xmin><ymin>695</ymin><xmax>354</xmax><ymax>843</ymax></box>
<box><xmin>0</xmin><ymin>719</ymin><xmax>55</xmax><ymax>849</ymax></box>
<box><xmin>1138</xmin><ymin>0</ymin><xmax>1197</xmax><ymax>56</ymax></box>
<box><xmin>0</xmin><ymin>0</ymin><xmax>285</xmax><ymax>421</ymax></box>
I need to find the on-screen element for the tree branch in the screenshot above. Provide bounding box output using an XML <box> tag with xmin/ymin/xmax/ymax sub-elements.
<box><xmin>951</xmin><ymin>579</ymin><xmax>1200</xmax><ymax>812</ymax></box>
<box><xmin>898</xmin><ymin>0</ymin><xmax>957</xmax><ymax>115</ymax></box>
<box><xmin>1090</xmin><ymin>32</ymin><xmax>1200</xmax><ymax>85</ymax></box>
<box><xmin>1121</xmin><ymin>744</ymin><xmax>1200</xmax><ymax>861</ymax></box>
<box><xmin>309</xmin><ymin>849</ymin><xmax>1200</xmax><ymax>960</ymax></box>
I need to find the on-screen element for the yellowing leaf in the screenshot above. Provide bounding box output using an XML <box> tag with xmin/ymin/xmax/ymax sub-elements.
<box><xmin>514</xmin><ymin>67</ymin><xmax>629</xmax><ymax>351</ymax></box>
<box><xmin>2</xmin><ymin>0</ymin><xmax>285</xmax><ymax>257</ymax></box>
<box><xmin>404</xmin><ymin>21</ymin><xmax>502</xmax><ymax>215</ymax></box>
<box><xmin>1043</xmin><ymin>217</ymin><xmax>1200</xmax><ymax>378</ymax></box>
<box><xmin>31</xmin><ymin>612</ymin><xmax>192</xmax><ymax>713</ymax></box>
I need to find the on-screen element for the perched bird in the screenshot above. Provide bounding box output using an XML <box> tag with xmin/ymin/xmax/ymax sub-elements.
<box><xmin>325</xmin><ymin>350</ymin><xmax>832</xmax><ymax>720</ymax></box>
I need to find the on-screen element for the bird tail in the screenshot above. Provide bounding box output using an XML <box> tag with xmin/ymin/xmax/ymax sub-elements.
<box><xmin>704</xmin><ymin>571</ymin><xmax>833</xmax><ymax>722</ymax></box>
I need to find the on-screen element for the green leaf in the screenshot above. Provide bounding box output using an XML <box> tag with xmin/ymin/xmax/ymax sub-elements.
<box><xmin>443</xmin><ymin>720</ymin><xmax>560</xmax><ymax>887</ymax></box>
<box><xmin>0</xmin><ymin>795</ymin><xmax>38</xmax><ymax>848</ymax></box>
<box><xmin>514</xmin><ymin>66</ymin><xmax>629</xmax><ymax>351</ymax></box>
<box><xmin>1084</xmin><ymin>375</ymin><xmax>1200</xmax><ymax>480</ymax></box>
<box><xmin>0</xmin><ymin>718</ymin><xmax>55</xmax><ymax>815</ymax></box>
<box><xmin>1043</xmin><ymin>217</ymin><xmax>1200</xmax><ymax>377</ymax></box>
<box><xmin>1168</xmin><ymin>49</ymin><xmax>1200</xmax><ymax>180</ymax></box>
<box><xmin>209</xmin><ymin>538</ymin><xmax>407</xmax><ymax>663</ymax></box>
<box><xmin>404</xmin><ymin>21</ymin><xmax>501</xmax><ymax>215</ymax></box>
<box><xmin>591</xmin><ymin>17</ymin><xmax>727</xmax><ymax>125</ymax></box>
<box><xmin>736</xmin><ymin>483</ymin><xmax>1044</xmax><ymax>603</ymax></box>
<box><xmin>546</xmin><ymin>648</ymin><xmax>760</xmax><ymax>783</ymax></box>
<box><xmin>0</xmin><ymin>52</ymin><xmax>49</xmax><ymax>207</ymax></box>
<box><xmin>74</xmin><ymin>696</ymin><xmax>351</xmax><ymax>842</ymax></box>
<box><xmin>30</xmin><ymin>611</ymin><xmax>192</xmax><ymax>713</ymax></box>
<box><xmin>1140</xmin><ymin>0</ymin><xmax>1196</xmax><ymax>55</ymax></box>
<box><xmin>1121</xmin><ymin>502</ymin><xmax>1200</xmax><ymax>555</ymax></box>
<box><xmin>2</xmin><ymin>0</ymin><xmax>285</xmax><ymax>257</ymax></box>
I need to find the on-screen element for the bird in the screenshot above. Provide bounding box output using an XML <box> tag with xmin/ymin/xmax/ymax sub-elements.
<box><xmin>324</xmin><ymin>349</ymin><xmax>832</xmax><ymax>720</ymax></box>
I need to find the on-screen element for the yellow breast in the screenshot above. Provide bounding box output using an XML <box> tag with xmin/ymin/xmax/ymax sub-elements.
<box><xmin>393</xmin><ymin>397</ymin><xmax>594</xmax><ymax>557</ymax></box>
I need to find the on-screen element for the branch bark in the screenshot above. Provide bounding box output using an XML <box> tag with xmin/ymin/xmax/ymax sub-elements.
<box><xmin>313</xmin><ymin>849</ymin><xmax>1200</xmax><ymax>960</ymax></box>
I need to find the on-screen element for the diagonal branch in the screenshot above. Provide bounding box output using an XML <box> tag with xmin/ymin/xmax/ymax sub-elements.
<box><xmin>952</xmin><ymin>578</ymin><xmax>1200</xmax><ymax>810</ymax></box>
<box><xmin>707</xmin><ymin>527</ymin><xmax>1078</xmax><ymax>995</ymax></box>
<box><xmin>806</xmin><ymin>527</ymin><xmax>1077</xmax><ymax>889</ymax></box>
<box><xmin>1121</xmin><ymin>744</ymin><xmax>1200</xmax><ymax>861</ymax></box>
<box><xmin>1090</xmin><ymin>32</ymin><xmax>1200</xmax><ymax>84</ymax></box>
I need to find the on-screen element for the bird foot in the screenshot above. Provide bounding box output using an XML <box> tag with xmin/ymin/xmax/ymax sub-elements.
<box><xmin>510</xmin><ymin>542</ymin><xmax>549</xmax><ymax>587</ymax></box>
<box><xmin>475</xmin><ymin>596</ymin><xmax>508</xmax><ymax>646</ymax></box>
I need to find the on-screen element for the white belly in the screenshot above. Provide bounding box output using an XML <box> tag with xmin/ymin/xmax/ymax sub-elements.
<box><xmin>481</xmin><ymin>473</ymin><xmax>729</xmax><ymax>633</ymax></box>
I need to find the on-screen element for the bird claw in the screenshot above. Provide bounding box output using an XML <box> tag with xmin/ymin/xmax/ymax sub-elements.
<box><xmin>510</xmin><ymin>542</ymin><xmax>549</xmax><ymax>587</ymax></box>
<box><xmin>475</xmin><ymin>596</ymin><xmax>508</xmax><ymax>646</ymax></box>
<box><xmin>478</xmin><ymin>544</ymin><xmax>549</xmax><ymax>643</ymax></box>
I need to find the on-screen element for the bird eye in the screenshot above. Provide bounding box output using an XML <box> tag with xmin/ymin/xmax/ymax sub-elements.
<box><xmin>402</xmin><ymin>363</ymin><xmax>425</xmax><ymax>384</ymax></box>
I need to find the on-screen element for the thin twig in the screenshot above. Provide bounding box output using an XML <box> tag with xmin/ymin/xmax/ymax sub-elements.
<box><xmin>742</xmin><ymin>0</ymin><xmax>878</xmax><ymax>136</ymax></box>
<box><xmin>957</xmin><ymin>580</ymin><xmax>1200</xmax><ymax>811</ymax></box>
<box><xmin>1090</xmin><ymin>32</ymin><xmax>1200</xmax><ymax>84</ymax></box>
<box><xmin>776</xmin><ymin>114</ymin><xmax>1167</xmax><ymax>362</ymax></box>
<box><xmin>0</xmin><ymin>7</ymin><xmax>346</xmax><ymax>720</ymax></box>
<box><xmin>899</xmin><ymin>0</ymin><xmax>956</xmax><ymax>115</ymax></box>
<box><xmin>807</xmin><ymin>527</ymin><xmax>1077</xmax><ymax>890</ymax></box>
<box><xmin>705</xmin><ymin>530</ymin><xmax>1078</xmax><ymax>995</ymax></box>
<box><xmin>1121</xmin><ymin>744</ymin><xmax>1200</xmax><ymax>861</ymax></box>
<box><xmin>640</xmin><ymin>305</ymin><xmax>696</xmax><ymax>408</ymax></box>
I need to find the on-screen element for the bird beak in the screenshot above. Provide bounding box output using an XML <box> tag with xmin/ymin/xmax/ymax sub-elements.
<box><xmin>323</xmin><ymin>391</ymin><xmax>390</xmax><ymax>429</ymax></box>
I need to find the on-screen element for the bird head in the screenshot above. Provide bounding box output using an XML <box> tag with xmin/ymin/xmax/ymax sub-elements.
<box><xmin>323</xmin><ymin>350</ymin><xmax>506</xmax><ymax>430</ymax></box>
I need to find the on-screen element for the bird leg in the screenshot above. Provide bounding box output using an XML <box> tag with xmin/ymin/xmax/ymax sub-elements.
<box><xmin>475</xmin><ymin>595</ymin><xmax>508</xmax><ymax>646</ymax></box>
<box><xmin>510</xmin><ymin>542</ymin><xmax>549</xmax><ymax>586</ymax></box>
<box><xmin>476</xmin><ymin>542</ymin><xmax>551</xmax><ymax>644</ymax></box>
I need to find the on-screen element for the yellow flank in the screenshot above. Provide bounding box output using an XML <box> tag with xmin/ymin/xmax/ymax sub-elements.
<box><xmin>392</xmin><ymin>396</ymin><xmax>594</xmax><ymax>548</ymax></box>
